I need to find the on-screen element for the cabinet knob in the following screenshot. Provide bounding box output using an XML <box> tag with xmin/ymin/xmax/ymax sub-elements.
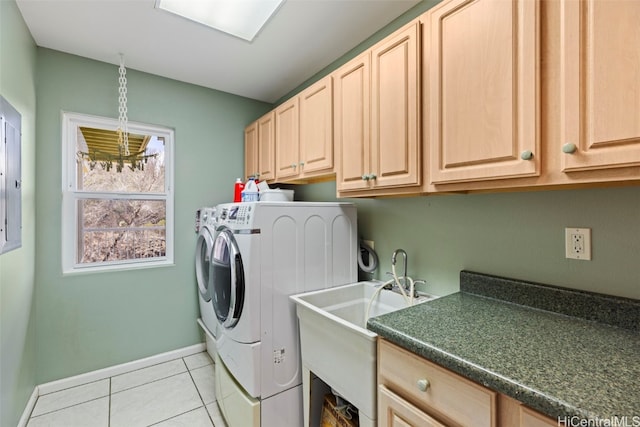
<box><xmin>562</xmin><ymin>143</ymin><xmax>577</xmax><ymax>154</ymax></box>
<box><xmin>520</xmin><ymin>150</ymin><xmax>533</xmax><ymax>160</ymax></box>
<box><xmin>362</xmin><ymin>175</ymin><xmax>370</xmax><ymax>181</ymax></box>
<box><xmin>369</xmin><ymin>174</ymin><xmax>377</xmax><ymax>181</ymax></box>
<box><xmin>291</xmin><ymin>163</ymin><xmax>297</xmax><ymax>169</ymax></box>
<box><xmin>416</xmin><ymin>378</ymin><xmax>430</xmax><ymax>392</ymax></box>
<box><xmin>299</xmin><ymin>161</ymin><xmax>305</xmax><ymax>167</ymax></box>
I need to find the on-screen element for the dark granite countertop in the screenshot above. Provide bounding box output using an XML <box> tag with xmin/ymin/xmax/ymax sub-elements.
<box><xmin>367</xmin><ymin>271</ymin><xmax>640</xmax><ymax>420</ymax></box>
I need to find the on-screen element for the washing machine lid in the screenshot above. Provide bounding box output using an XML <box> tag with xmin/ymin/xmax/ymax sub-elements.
<box><xmin>211</xmin><ymin>227</ymin><xmax>245</xmax><ymax>329</ymax></box>
<box><xmin>195</xmin><ymin>225</ymin><xmax>215</xmax><ymax>301</ymax></box>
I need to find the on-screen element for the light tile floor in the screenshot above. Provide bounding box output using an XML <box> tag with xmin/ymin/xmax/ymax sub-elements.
<box><xmin>27</xmin><ymin>352</ymin><xmax>227</xmax><ymax>427</ymax></box>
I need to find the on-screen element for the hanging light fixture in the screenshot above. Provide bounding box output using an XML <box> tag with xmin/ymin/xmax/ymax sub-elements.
<box><xmin>76</xmin><ymin>54</ymin><xmax>157</xmax><ymax>172</ymax></box>
<box><xmin>117</xmin><ymin>53</ymin><xmax>130</xmax><ymax>159</ymax></box>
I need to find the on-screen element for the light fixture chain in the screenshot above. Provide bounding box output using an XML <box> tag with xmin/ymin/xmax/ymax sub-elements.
<box><xmin>118</xmin><ymin>55</ymin><xmax>130</xmax><ymax>156</ymax></box>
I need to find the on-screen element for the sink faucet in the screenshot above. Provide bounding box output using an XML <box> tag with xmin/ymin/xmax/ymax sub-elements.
<box><xmin>391</xmin><ymin>248</ymin><xmax>408</xmax><ymax>289</ymax></box>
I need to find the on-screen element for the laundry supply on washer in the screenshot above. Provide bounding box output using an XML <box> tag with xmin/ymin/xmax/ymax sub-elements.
<box><xmin>241</xmin><ymin>178</ymin><xmax>259</xmax><ymax>202</ymax></box>
<box><xmin>233</xmin><ymin>178</ymin><xmax>245</xmax><ymax>202</ymax></box>
<box><xmin>256</xmin><ymin>180</ymin><xmax>294</xmax><ymax>201</ymax></box>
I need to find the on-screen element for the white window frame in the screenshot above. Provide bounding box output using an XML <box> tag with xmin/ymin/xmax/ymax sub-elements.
<box><xmin>61</xmin><ymin>111</ymin><xmax>175</xmax><ymax>274</ymax></box>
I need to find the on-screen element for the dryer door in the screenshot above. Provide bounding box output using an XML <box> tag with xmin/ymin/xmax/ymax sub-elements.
<box><xmin>195</xmin><ymin>226</ymin><xmax>214</xmax><ymax>302</ymax></box>
<box><xmin>211</xmin><ymin>227</ymin><xmax>245</xmax><ymax>329</ymax></box>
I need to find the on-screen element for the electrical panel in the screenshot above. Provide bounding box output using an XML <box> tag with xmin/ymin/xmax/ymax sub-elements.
<box><xmin>1</xmin><ymin>95</ymin><xmax>22</xmax><ymax>255</ymax></box>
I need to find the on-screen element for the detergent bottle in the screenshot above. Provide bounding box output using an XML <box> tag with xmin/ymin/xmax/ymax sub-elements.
<box><xmin>241</xmin><ymin>178</ymin><xmax>259</xmax><ymax>202</ymax></box>
<box><xmin>233</xmin><ymin>178</ymin><xmax>244</xmax><ymax>202</ymax></box>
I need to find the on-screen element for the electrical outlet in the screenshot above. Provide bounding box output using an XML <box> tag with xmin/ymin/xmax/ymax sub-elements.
<box><xmin>565</xmin><ymin>228</ymin><xmax>591</xmax><ymax>260</ymax></box>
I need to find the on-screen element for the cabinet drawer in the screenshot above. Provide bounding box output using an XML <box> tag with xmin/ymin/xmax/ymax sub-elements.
<box><xmin>379</xmin><ymin>385</ymin><xmax>447</xmax><ymax>427</ymax></box>
<box><xmin>379</xmin><ymin>339</ymin><xmax>497</xmax><ymax>427</ymax></box>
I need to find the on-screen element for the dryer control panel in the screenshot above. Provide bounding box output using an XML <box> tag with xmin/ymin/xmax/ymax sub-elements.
<box><xmin>217</xmin><ymin>203</ymin><xmax>254</xmax><ymax>227</ymax></box>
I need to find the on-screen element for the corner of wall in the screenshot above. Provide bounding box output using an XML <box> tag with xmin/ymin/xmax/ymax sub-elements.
<box><xmin>0</xmin><ymin>1</ymin><xmax>39</xmax><ymax>426</ymax></box>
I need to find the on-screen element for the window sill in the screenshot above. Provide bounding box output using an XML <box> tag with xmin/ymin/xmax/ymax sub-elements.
<box><xmin>62</xmin><ymin>258</ymin><xmax>175</xmax><ymax>276</ymax></box>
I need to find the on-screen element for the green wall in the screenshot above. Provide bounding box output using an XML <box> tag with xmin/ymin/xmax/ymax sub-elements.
<box><xmin>296</xmin><ymin>182</ymin><xmax>640</xmax><ymax>299</ymax></box>
<box><xmin>0</xmin><ymin>1</ymin><xmax>38</xmax><ymax>426</ymax></box>
<box><xmin>34</xmin><ymin>49</ymin><xmax>271</xmax><ymax>383</ymax></box>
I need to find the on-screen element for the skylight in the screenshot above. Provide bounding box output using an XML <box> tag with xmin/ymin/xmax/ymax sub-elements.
<box><xmin>156</xmin><ymin>0</ymin><xmax>284</xmax><ymax>42</ymax></box>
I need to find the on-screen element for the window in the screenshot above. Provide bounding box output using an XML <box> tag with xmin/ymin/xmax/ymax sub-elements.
<box><xmin>62</xmin><ymin>112</ymin><xmax>174</xmax><ymax>273</ymax></box>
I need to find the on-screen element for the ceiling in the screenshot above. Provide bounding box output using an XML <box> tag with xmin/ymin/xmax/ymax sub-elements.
<box><xmin>16</xmin><ymin>0</ymin><xmax>422</xmax><ymax>103</ymax></box>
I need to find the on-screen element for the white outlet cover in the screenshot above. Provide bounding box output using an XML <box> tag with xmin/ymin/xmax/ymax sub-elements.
<box><xmin>565</xmin><ymin>227</ymin><xmax>592</xmax><ymax>260</ymax></box>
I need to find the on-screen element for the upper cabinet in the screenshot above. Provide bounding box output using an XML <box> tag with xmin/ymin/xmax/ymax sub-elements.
<box><xmin>275</xmin><ymin>97</ymin><xmax>300</xmax><ymax>180</ymax></box>
<box><xmin>334</xmin><ymin>51</ymin><xmax>371</xmax><ymax>192</ymax></box>
<box><xmin>299</xmin><ymin>76</ymin><xmax>334</xmax><ymax>177</ymax></box>
<box><xmin>428</xmin><ymin>0</ymin><xmax>540</xmax><ymax>185</ymax></box>
<box><xmin>426</xmin><ymin>0</ymin><xmax>639</xmax><ymax>192</ymax></box>
<box><xmin>275</xmin><ymin>76</ymin><xmax>334</xmax><ymax>182</ymax></box>
<box><xmin>244</xmin><ymin>110</ymin><xmax>275</xmax><ymax>182</ymax></box>
<box><xmin>560</xmin><ymin>0</ymin><xmax>640</xmax><ymax>172</ymax></box>
<box><xmin>335</xmin><ymin>21</ymin><xmax>421</xmax><ymax>196</ymax></box>
<box><xmin>244</xmin><ymin>121</ymin><xmax>258</xmax><ymax>181</ymax></box>
<box><xmin>245</xmin><ymin>0</ymin><xmax>640</xmax><ymax>195</ymax></box>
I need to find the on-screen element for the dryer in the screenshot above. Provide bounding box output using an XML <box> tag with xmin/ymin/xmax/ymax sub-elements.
<box><xmin>210</xmin><ymin>202</ymin><xmax>357</xmax><ymax>427</ymax></box>
<box><xmin>194</xmin><ymin>207</ymin><xmax>219</xmax><ymax>351</ymax></box>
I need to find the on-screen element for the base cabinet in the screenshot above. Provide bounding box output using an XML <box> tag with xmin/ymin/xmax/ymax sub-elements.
<box><xmin>379</xmin><ymin>385</ymin><xmax>446</xmax><ymax>427</ymax></box>
<box><xmin>378</xmin><ymin>339</ymin><xmax>557</xmax><ymax>427</ymax></box>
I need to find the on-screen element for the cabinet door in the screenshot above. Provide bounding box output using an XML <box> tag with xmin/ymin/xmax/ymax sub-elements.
<box><xmin>520</xmin><ymin>407</ymin><xmax>557</xmax><ymax>427</ymax></box>
<box><xmin>244</xmin><ymin>121</ymin><xmax>258</xmax><ymax>181</ymax></box>
<box><xmin>257</xmin><ymin>111</ymin><xmax>276</xmax><ymax>181</ymax></box>
<box><xmin>334</xmin><ymin>52</ymin><xmax>371</xmax><ymax>191</ymax></box>
<box><xmin>299</xmin><ymin>75</ymin><xmax>333</xmax><ymax>176</ymax></box>
<box><xmin>379</xmin><ymin>386</ymin><xmax>447</xmax><ymax>427</ymax></box>
<box><xmin>275</xmin><ymin>97</ymin><xmax>300</xmax><ymax>180</ymax></box>
<box><xmin>371</xmin><ymin>21</ymin><xmax>421</xmax><ymax>189</ymax></box>
<box><xmin>561</xmin><ymin>0</ymin><xmax>640</xmax><ymax>172</ymax></box>
<box><xmin>429</xmin><ymin>0</ymin><xmax>539</xmax><ymax>184</ymax></box>
<box><xmin>379</xmin><ymin>339</ymin><xmax>497</xmax><ymax>427</ymax></box>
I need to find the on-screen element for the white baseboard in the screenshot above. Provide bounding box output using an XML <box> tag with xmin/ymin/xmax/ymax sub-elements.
<box><xmin>37</xmin><ymin>342</ymin><xmax>206</xmax><ymax>396</ymax></box>
<box><xmin>17</xmin><ymin>387</ymin><xmax>39</xmax><ymax>427</ymax></box>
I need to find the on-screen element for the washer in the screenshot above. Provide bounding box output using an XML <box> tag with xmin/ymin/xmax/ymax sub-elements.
<box><xmin>194</xmin><ymin>207</ymin><xmax>219</xmax><ymax>350</ymax></box>
<box><xmin>210</xmin><ymin>201</ymin><xmax>357</xmax><ymax>427</ymax></box>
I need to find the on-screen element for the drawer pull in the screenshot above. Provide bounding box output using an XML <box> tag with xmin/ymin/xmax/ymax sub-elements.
<box><xmin>562</xmin><ymin>143</ymin><xmax>577</xmax><ymax>154</ymax></box>
<box><xmin>520</xmin><ymin>150</ymin><xmax>533</xmax><ymax>160</ymax></box>
<box><xmin>416</xmin><ymin>378</ymin><xmax>430</xmax><ymax>392</ymax></box>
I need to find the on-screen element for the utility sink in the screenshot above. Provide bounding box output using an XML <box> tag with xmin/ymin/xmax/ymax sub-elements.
<box><xmin>291</xmin><ymin>281</ymin><xmax>435</xmax><ymax>427</ymax></box>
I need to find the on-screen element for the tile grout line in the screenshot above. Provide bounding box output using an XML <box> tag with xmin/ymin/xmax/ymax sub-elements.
<box><xmin>36</xmin><ymin>377</ymin><xmax>108</xmax><ymax>397</ymax></box>
<box><xmin>27</xmin><ymin>353</ymin><xmax>215</xmax><ymax>426</ymax></box>
<box><xmin>110</xmin><ymin>370</ymin><xmax>189</xmax><ymax>395</ymax></box>
<box><xmin>27</xmin><ymin>395</ymin><xmax>108</xmax><ymax>420</ymax></box>
<box><xmin>183</xmin><ymin>356</ymin><xmax>217</xmax><ymax>426</ymax></box>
